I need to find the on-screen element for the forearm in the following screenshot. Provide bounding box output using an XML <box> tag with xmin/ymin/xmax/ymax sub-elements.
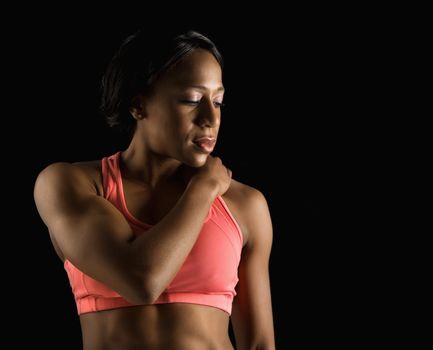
<box><xmin>130</xmin><ymin>179</ymin><xmax>219</xmax><ymax>301</ymax></box>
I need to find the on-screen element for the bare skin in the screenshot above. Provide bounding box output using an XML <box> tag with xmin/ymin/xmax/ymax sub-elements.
<box><xmin>34</xmin><ymin>49</ymin><xmax>275</xmax><ymax>349</ymax></box>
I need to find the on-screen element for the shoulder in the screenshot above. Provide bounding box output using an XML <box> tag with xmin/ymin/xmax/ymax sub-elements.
<box><xmin>34</xmin><ymin>160</ymin><xmax>102</xmax><ymax>197</ymax></box>
<box><xmin>225</xmin><ymin>179</ymin><xmax>268</xmax><ymax>209</ymax></box>
<box><xmin>34</xmin><ymin>160</ymin><xmax>104</xmax><ymax>225</ymax></box>
<box><xmin>223</xmin><ymin>179</ymin><xmax>272</xmax><ymax>247</ymax></box>
<box><xmin>72</xmin><ymin>160</ymin><xmax>104</xmax><ymax>195</ymax></box>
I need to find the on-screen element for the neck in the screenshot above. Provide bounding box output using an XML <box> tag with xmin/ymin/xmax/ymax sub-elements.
<box><xmin>120</xmin><ymin>139</ymin><xmax>182</xmax><ymax>188</ymax></box>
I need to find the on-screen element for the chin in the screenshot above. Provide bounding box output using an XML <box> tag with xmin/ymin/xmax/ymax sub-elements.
<box><xmin>185</xmin><ymin>154</ymin><xmax>208</xmax><ymax>168</ymax></box>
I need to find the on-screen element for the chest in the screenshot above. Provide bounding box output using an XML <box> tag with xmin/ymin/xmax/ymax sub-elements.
<box><xmin>104</xmin><ymin>177</ymin><xmax>248</xmax><ymax>245</ymax></box>
<box><xmin>121</xmin><ymin>179</ymin><xmax>184</xmax><ymax>226</ymax></box>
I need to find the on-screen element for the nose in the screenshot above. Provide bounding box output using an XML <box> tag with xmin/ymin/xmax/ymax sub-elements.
<box><xmin>196</xmin><ymin>98</ymin><xmax>220</xmax><ymax>128</ymax></box>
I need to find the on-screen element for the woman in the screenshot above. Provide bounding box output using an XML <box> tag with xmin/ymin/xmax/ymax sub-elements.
<box><xmin>34</xmin><ymin>29</ymin><xmax>275</xmax><ymax>349</ymax></box>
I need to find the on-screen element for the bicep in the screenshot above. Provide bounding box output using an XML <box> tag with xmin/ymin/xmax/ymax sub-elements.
<box><xmin>48</xmin><ymin>195</ymin><xmax>133</xmax><ymax>269</ymax></box>
<box><xmin>231</xmin><ymin>189</ymin><xmax>275</xmax><ymax>349</ymax></box>
<box><xmin>34</xmin><ymin>163</ymin><xmax>140</xmax><ymax>300</ymax></box>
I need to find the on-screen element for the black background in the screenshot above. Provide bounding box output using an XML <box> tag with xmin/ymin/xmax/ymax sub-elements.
<box><xmin>11</xmin><ymin>8</ymin><xmax>388</xmax><ymax>349</ymax></box>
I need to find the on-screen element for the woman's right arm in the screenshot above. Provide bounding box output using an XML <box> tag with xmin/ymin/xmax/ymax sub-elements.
<box><xmin>34</xmin><ymin>158</ymin><xmax>231</xmax><ymax>305</ymax></box>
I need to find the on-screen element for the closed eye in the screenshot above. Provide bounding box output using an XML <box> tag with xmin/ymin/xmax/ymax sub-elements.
<box><xmin>180</xmin><ymin>100</ymin><xmax>200</xmax><ymax>104</ymax></box>
<box><xmin>180</xmin><ymin>100</ymin><xmax>225</xmax><ymax>108</ymax></box>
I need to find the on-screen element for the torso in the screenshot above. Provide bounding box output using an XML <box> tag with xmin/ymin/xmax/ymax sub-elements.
<box><xmin>80</xmin><ymin>304</ymin><xmax>233</xmax><ymax>350</ymax></box>
<box><xmin>53</xmin><ymin>159</ymin><xmax>250</xmax><ymax>349</ymax></box>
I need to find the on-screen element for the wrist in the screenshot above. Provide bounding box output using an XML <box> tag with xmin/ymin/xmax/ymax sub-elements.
<box><xmin>187</xmin><ymin>177</ymin><xmax>220</xmax><ymax>199</ymax></box>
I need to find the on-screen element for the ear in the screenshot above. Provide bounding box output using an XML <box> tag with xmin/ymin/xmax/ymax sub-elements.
<box><xmin>129</xmin><ymin>95</ymin><xmax>146</xmax><ymax>120</ymax></box>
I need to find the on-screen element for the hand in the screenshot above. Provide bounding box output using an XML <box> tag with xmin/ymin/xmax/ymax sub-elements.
<box><xmin>182</xmin><ymin>156</ymin><xmax>232</xmax><ymax>196</ymax></box>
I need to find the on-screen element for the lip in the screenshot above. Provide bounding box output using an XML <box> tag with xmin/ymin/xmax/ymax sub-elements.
<box><xmin>193</xmin><ymin>136</ymin><xmax>216</xmax><ymax>142</ymax></box>
<box><xmin>192</xmin><ymin>137</ymin><xmax>216</xmax><ymax>153</ymax></box>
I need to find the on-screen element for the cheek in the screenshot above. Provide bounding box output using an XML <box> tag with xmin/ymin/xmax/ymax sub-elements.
<box><xmin>151</xmin><ymin>101</ymin><xmax>194</xmax><ymax>142</ymax></box>
<box><xmin>167</xmin><ymin>110</ymin><xmax>194</xmax><ymax>135</ymax></box>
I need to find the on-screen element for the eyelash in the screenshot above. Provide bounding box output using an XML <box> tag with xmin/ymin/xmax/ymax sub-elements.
<box><xmin>181</xmin><ymin>100</ymin><xmax>225</xmax><ymax>108</ymax></box>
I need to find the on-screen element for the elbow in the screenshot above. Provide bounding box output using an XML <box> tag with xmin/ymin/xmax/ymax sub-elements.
<box><xmin>124</xmin><ymin>289</ymin><xmax>156</xmax><ymax>305</ymax></box>
<box><xmin>135</xmin><ymin>286</ymin><xmax>161</xmax><ymax>305</ymax></box>
<box><xmin>124</xmin><ymin>274</ymin><xmax>163</xmax><ymax>305</ymax></box>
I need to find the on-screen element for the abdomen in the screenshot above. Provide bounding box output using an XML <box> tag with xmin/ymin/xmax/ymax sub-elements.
<box><xmin>79</xmin><ymin>303</ymin><xmax>234</xmax><ymax>350</ymax></box>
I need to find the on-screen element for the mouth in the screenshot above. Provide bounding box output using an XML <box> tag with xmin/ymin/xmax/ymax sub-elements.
<box><xmin>192</xmin><ymin>137</ymin><xmax>216</xmax><ymax>153</ymax></box>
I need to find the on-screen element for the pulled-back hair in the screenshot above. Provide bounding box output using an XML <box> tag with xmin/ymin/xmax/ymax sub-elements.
<box><xmin>100</xmin><ymin>30</ymin><xmax>223</xmax><ymax>136</ymax></box>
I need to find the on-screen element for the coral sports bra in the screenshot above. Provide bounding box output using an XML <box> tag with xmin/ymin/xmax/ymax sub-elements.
<box><xmin>64</xmin><ymin>152</ymin><xmax>243</xmax><ymax>315</ymax></box>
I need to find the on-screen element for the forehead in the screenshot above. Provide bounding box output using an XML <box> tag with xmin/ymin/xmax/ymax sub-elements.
<box><xmin>160</xmin><ymin>49</ymin><xmax>223</xmax><ymax>88</ymax></box>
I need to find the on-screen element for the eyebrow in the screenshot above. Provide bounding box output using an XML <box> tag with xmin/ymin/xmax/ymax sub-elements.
<box><xmin>183</xmin><ymin>84</ymin><xmax>225</xmax><ymax>92</ymax></box>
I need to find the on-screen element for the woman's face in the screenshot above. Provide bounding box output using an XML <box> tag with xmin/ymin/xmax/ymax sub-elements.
<box><xmin>137</xmin><ymin>48</ymin><xmax>224</xmax><ymax>167</ymax></box>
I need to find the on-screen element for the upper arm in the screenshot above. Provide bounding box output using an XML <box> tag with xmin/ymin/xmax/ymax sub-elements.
<box><xmin>231</xmin><ymin>188</ymin><xmax>275</xmax><ymax>349</ymax></box>
<box><xmin>33</xmin><ymin>162</ymin><xmax>144</xmax><ymax>303</ymax></box>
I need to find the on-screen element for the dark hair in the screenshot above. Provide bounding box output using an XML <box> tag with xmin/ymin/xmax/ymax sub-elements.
<box><xmin>100</xmin><ymin>30</ymin><xmax>223</xmax><ymax>136</ymax></box>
